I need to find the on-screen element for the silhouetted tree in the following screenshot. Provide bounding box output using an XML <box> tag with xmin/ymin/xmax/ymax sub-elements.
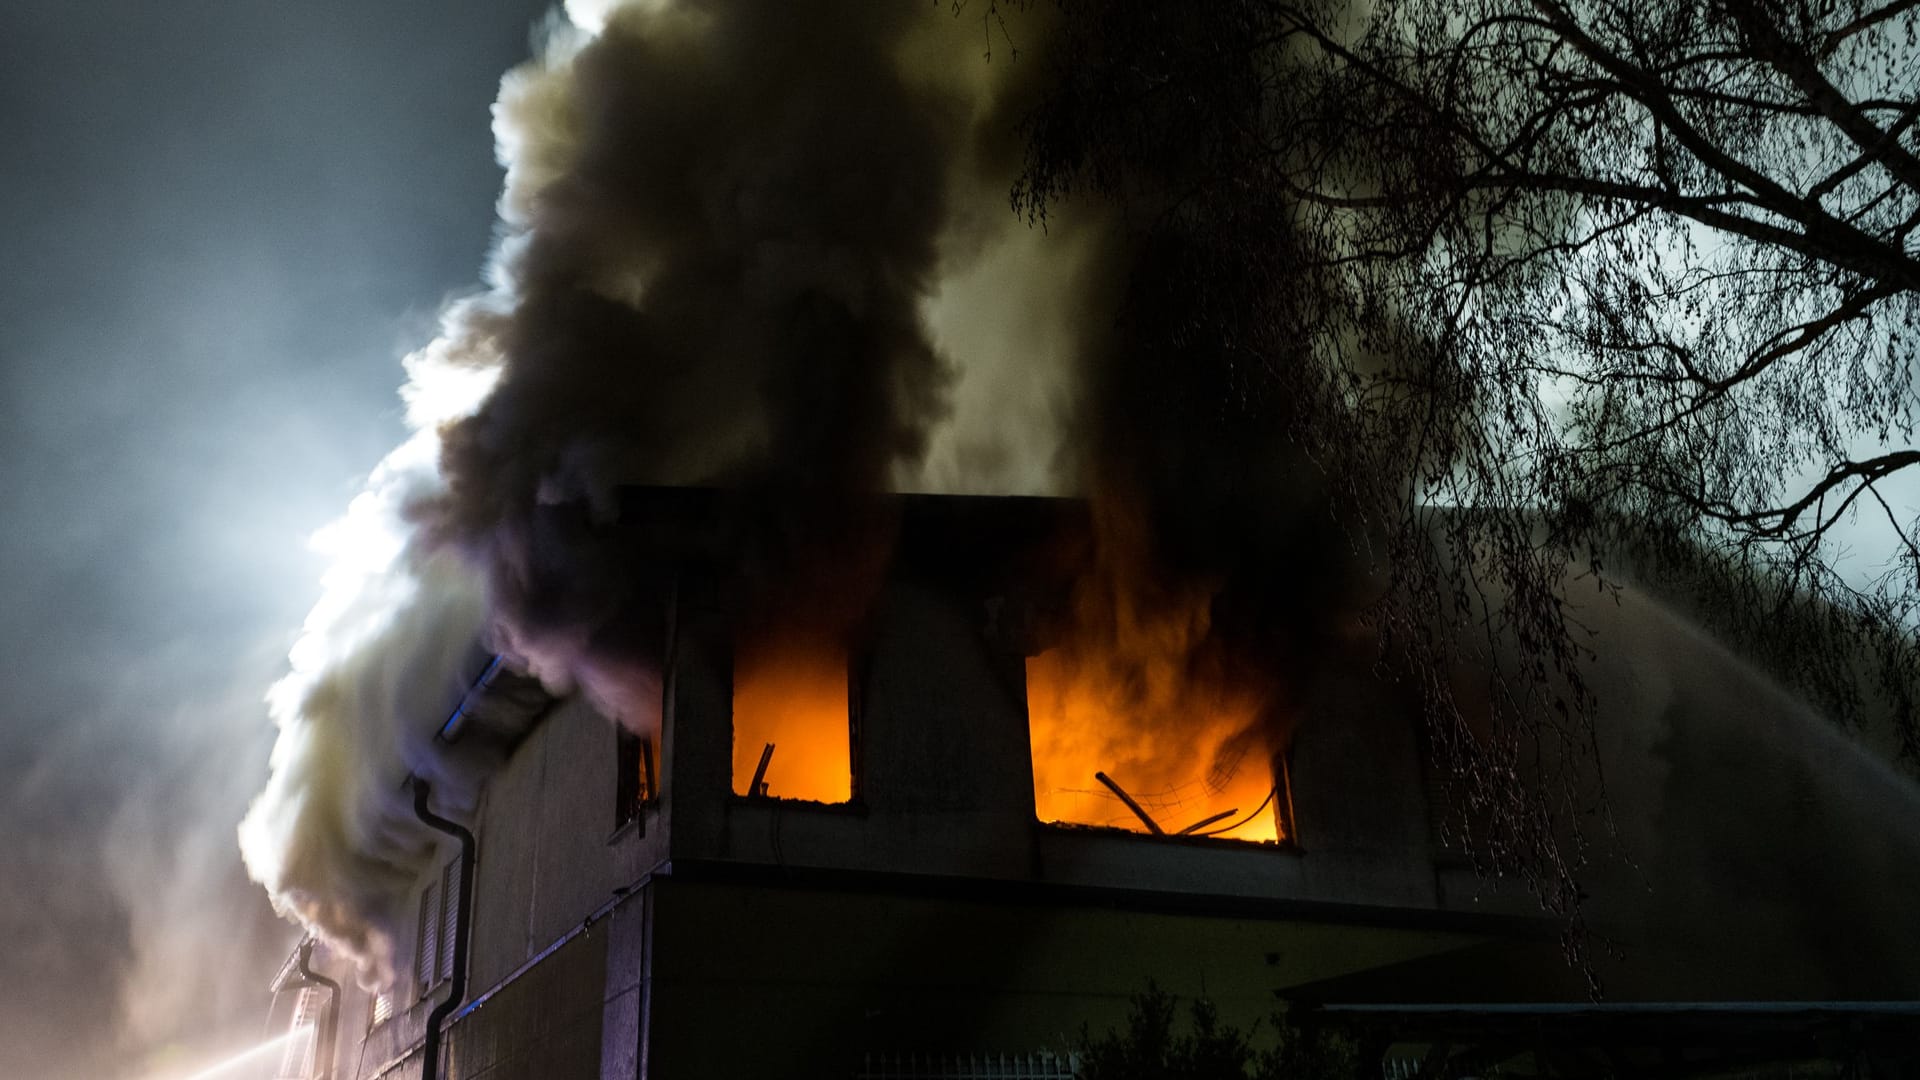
<box><xmin>994</xmin><ymin>0</ymin><xmax>1920</xmax><ymax>967</ymax></box>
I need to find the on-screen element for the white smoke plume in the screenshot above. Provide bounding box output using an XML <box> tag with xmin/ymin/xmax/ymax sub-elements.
<box><xmin>237</xmin><ymin>428</ymin><xmax>495</xmax><ymax>986</ymax></box>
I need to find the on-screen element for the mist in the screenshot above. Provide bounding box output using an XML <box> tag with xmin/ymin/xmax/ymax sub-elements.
<box><xmin>0</xmin><ymin>2</ymin><xmax>553</xmax><ymax>1075</ymax></box>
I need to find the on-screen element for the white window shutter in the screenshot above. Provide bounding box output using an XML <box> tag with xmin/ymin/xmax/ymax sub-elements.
<box><xmin>437</xmin><ymin>859</ymin><xmax>458</xmax><ymax>983</ymax></box>
<box><xmin>415</xmin><ymin>878</ymin><xmax>439</xmax><ymax>992</ymax></box>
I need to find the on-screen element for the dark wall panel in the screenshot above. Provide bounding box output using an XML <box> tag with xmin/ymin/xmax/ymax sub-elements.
<box><xmin>443</xmin><ymin>926</ymin><xmax>608</xmax><ymax>1080</ymax></box>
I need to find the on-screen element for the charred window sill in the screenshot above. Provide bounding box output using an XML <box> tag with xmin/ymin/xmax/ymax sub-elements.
<box><xmin>1037</xmin><ymin>820</ymin><xmax>1298</xmax><ymax>852</ymax></box>
<box><xmin>727</xmin><ymin>794</ymin><xmax>869</xmax><ymax>817</ymax></box>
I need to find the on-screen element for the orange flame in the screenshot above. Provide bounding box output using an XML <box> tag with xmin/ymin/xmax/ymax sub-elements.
<box><xmin>1027</xmin><ymin>503</ymin><xmax>1287</xmax><ymax>843</ymax></box>
<box><xmin>731</xmin><ymin>635</ymin><xmax>852</xmax><ymax>803</ymax></box>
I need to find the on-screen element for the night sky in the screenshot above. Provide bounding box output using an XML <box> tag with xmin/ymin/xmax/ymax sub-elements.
<box><xmin>0</xmin><ymin>4</ymin><xmax>551</xmax><ymax>1076</ymax></box>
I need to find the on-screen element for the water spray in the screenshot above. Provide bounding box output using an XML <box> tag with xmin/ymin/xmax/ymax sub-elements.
<box><xmin>139</xmin><ymin>1029</ymin><xmax>297</xmax><ymax>1080</ymax></box>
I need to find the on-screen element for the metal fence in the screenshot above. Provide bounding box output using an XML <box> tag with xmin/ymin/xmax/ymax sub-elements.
<box><xmin>854</xmin><ymin>1051</ymin><xmax>1081</xmax><ymax>1079</ymax></box>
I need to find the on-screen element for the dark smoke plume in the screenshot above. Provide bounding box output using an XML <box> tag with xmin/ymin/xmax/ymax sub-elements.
<box><xmin>241</xmin><ymin>0</ymin><xmax>1920</xmax><ymax>1003</ymax></box>
<box><xmin>417</xmin><ymin>0</ymin><xmax>973</xmax><ymax>727</ymax></box>
<box><xmin>241</xmin><ymin>0</ymin><xmax>1082</xmax><ymax>981</ymax></box>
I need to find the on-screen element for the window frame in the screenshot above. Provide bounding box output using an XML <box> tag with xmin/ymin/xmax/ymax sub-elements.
<box><xmin>614</xmin><ymin>727</ymin><xmax>658</xmax><ymax>831</ymax></box>
<box><xmin>727</xmin><ymin>636</ymin><xmax>864</xmax><ymax>806</ymax></box>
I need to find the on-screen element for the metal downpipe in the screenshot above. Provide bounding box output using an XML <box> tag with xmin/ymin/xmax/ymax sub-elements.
<box><xmin>411</xmin><ymin>778</ymin><xmax>475</xmax><ymax>1080</ymax></box>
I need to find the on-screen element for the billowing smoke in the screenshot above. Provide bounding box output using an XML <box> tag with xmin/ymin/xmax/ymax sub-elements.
<box><xmin>415</xmin><ymin>0</ymin><xmax>971</xmax><ymax>730</ymax></box>
<box><xmin>238</xmin><ymin>429</ymin><xmax>499</xmax><ymax>985</ymax></box>
<box><xmin>239</xmin><ymin>0</ymin><xmax>1920</xmax><ymax>1001</ymax></box>
<box><xmin>239</xmin><ymin>0</ymin><xmax>1106</xmax><ymax>981</ymax></box>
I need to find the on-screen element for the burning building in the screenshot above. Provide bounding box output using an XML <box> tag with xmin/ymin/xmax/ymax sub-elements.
<box><xmin>259</xmin><ymin>486</ymin><xmax>1607</xmax><ymax>1080</ymax></box>
<box><xmin>254</xmin><ymin>488</ymin><xmax>1920</xmax><ymax>1080</ymax></box>
<box><xmin>240</xmin><ymin>3</ymin><xmax>1920</xmax><ymax>1076</ymax></box>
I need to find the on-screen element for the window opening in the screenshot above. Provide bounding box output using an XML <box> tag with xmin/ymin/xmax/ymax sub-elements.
<box><xmin>730</xmin><ymin>633</ymin><xmax>853</xmax><ymax>803</ymax></box>
<box><xmin>615</xmin><ymin>728</ymin><xmax>658</xmax><ymax>829</ymax></box>
<box><xmin>1025</xmin><ymin>646</ymin><xmax>1289</xmax><ymax>844</ymax></box>
<box><xmin>369</xmin><ymin>992</ymin><xmax>395</xmax><ymax>1028</ymax></box>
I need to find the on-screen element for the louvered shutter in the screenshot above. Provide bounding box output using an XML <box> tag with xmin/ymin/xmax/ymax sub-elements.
<box><xmin>437</xmin><ymin>859</ymin><xmax>457</xmax><ymax>983</ymax></box>
<box><xmin>415</xmin><ymin>877</ymin><xmax>439</xmax><ymax>992</ymax></box>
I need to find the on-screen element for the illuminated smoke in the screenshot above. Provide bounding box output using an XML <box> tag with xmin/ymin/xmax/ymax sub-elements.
<box><xmin>237</xmin><ymin>430</ymin><xmax>495</xmax><ymax>986</ymax></box>
<box><xmin>238</xmin><ymin>0</ymin><xmax>1101</xmax><ymax>981</ymax></box>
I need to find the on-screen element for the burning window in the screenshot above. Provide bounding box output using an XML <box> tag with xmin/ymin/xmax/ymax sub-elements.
<box><xmin>1026</xmin><ymin>650</ymin><xmax>1289</xmax><ymax>842</ymax></box>
<box><xmin>1023</xmin><ymin>514</ymin><xmax>1292</xmax><ymax>844</ymax></box>
<box><xmin>731</xmin><ymin>634</ymin><xmax>854</xmax><ymax>803</ymax></box>
<box><xmin>615</xmin><ymin>727</ymin><xmax>657</xmax><ymax>829</ymax></box>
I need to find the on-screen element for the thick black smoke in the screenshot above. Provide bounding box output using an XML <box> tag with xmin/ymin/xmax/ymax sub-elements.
<box><xmin>242</xmin><ymin>0</ymin><xmax>1069</xmax><ymax>980</ymax></box>
<box><xmin>414</xmin><ymin>0</ymin><xmax>969</xmax><ymax>727</ymax></box>
<box><xmin>240</xmin><ymin>0</ymin><xmax>1920</xmax><ymax>1004</ymax></box>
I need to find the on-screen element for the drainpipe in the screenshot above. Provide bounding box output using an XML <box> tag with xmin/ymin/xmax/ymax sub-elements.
<box><xmin>410</xmin><ymin>778</ymin><xmax>475</xmax><ymax>1080</ymax></box>
<box><xmin>294</xmin><ymin>938</ymin><xmax>339</xmax><ymax>1080</ymax></box>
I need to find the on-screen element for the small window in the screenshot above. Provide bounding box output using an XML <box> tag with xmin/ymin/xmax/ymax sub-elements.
<box><xmin>369</xmin><ymin>991</ymin><xmax>395</xmax><ymax>1028</ymax></box>
<box><xmin>413</xmin><ymin>858</ymin><xmax>459</xmax><ymax>997</ymax></box>
<box><xmin>615</xmin><ymin>728</ymin><xmax>657</xmax><ymax>829</ymax></box>
<box><xmin>730</xmin><ymin>634</ymin><xmax>854</xmax><ymax>803</ymax></box>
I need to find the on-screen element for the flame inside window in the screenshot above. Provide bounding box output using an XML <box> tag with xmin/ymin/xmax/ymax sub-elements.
<box><xmin>1027</xmin><ymin>652</ymin><xmax>1283</xmax><ymax>842</ymax></box>
<box><xmin>731</xmin><ymin>636</ymin><xmax>852</xmax><ymax>803</ymax></box>
<box><xmin>1024</xmin><ymin>546</ymin><xmax>1287</xmax><ymax>843</ymax></box>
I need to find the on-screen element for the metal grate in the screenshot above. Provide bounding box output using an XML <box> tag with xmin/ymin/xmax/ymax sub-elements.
<box><xmin>854</xmin><ymin>1051</ymin><xmax>1080</xmax><ymax>1079</ymax></box>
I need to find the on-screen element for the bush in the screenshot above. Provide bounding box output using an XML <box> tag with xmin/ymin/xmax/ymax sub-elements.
<box><xmin>1078</xmin><ymin>982</ymin><xmax>1362</xmax><ymax>1080</ymax></box>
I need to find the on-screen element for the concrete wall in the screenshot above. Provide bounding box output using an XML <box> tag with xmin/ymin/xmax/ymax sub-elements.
<box><xmin>443</xmin><ymin>927</ymin><xmax>607</xmax><ymax>1080</ymax></box>
<box><xmin>465</xmin><ymin>696</ymin><xmax>664</xmax><ymax>995</ymax></box>
<box><xmin>345</xmin><ymin>693</ymin><xmax>667</xmax><ymax>1079</ymax></box>
<box><xmin>640</xmin><ymin>876</ymin><xmax>1489</xmax><ymax>1079</ymax></box>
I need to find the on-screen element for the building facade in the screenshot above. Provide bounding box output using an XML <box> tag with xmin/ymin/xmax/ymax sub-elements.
<box><xmin>270</xmin><ymin>492</ymin><xmax>1594</xmax><ymax>1080</ymax></box>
